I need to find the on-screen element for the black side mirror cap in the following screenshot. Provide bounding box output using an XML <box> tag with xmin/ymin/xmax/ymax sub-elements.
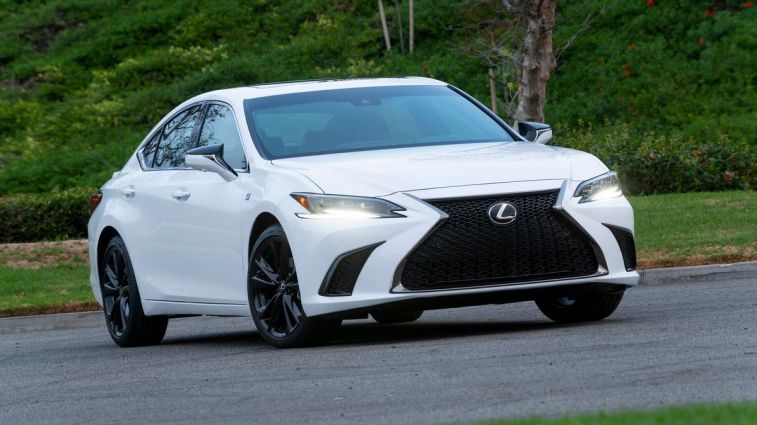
<box><xmin>517</xmin><ymin>121</ymin><xmax>553</xmax><ymax>144</ymax></box>
<box><xmin>185</xmin><ymin>144</ymin><xmax>238</xmax><ymax>182</ymax></box>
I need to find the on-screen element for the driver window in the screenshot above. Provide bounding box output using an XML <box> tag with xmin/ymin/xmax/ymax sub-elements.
<box><xmin>197</xmin><ymin>104</ymin><xmax>247</xmax><ymax>170</ymax></box>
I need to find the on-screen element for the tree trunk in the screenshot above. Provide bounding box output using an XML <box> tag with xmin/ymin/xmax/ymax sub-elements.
<box><xmin>513</xmin><ymin>0</ymin><xmax>556</xmax><ymax>123</ymax></box>
<box><xmin>409</xmin><ymin>0</ymin><xmax>414</xmax><ymax>53</ymax></box>
<box><xmin>488</xmin><ymin>68</ymin><xmax>498</xmax><ymax>113</ymax></box>
<box><xmin>379</xmin><ymin>0</ymin><xmax>391</xmax><ymax>51</ymax></box>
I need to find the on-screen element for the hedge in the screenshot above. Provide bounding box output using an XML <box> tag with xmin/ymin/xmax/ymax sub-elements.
<box><xmin>0</xmin><ymin>188</ymin><xmax>93</xmax><ymax>243</ymax></box>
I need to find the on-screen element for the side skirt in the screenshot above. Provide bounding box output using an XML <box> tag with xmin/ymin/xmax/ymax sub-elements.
<box><xmin>142</xmin><ymin>300</ymin><xmax>250</xmax><ymax>317</ymax></box>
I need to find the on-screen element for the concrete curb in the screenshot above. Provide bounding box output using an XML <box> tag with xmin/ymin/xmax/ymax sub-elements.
<box><xmin>639</xmin><ymin>261</ymin><xmax>757</xmax><ymax>285</ymax></box>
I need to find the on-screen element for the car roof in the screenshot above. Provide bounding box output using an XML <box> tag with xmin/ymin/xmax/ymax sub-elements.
<box><xmin>187</xmin><ymin>76</ymin><xmax>447</xmax><ymax>104</ymax></box>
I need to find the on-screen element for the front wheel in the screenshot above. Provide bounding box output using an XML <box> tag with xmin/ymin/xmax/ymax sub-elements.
<box><xmin>535</xmin><ymin>291</ymin><xmax>625</xmax><ymax>323</ymax></box>
<box><xmin>248</xmin><ymin>224</ymin><xmax>340</xmax><ymax>348</ymax></box>
<box><xmin>99</xmin><ymin>236</ymin><xmax>168</xmax><ymax>347</ymax></box>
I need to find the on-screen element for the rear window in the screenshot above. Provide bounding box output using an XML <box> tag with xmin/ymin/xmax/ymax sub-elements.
<box><xmin>243</xmin><ymin>85</ymin><xmax>514</xmax><ymax>159</ymax></box>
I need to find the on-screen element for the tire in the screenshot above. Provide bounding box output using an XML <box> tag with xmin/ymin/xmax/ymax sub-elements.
<box><xmin>99</xmin><ymin>236</ymin><xmax>168</xmax><ymax>347</ymax></box>
<box><xmin>371</xmin><ymin>310</ymin><xmax>423</xmax><ymax>324</ymax></box>
<box><xmin>248</xmin><ymin>224</ymin><xmax>341</xmax><ymax>348</ymax></box>
<box><xmin>535</xmin><ymin>291</ymin><xmax>625</xmax><ymax>323</ymax></box>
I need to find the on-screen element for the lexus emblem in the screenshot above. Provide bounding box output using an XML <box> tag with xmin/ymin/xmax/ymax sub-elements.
<box><xmin>487</xmin><ymin>202</ymin><xmax>517</xmax><ymax>225</ymax></box>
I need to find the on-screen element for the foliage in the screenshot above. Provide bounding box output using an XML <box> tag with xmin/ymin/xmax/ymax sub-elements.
<box><xmin>0</xmin><ymin>0</ymin><xmax>754</xmax><ymax>196</ymax></box>
<box><xmin>553</xmin><ymin>124</ymin><xmax>754</xmax><ymax>194</ymax></box>
<box><xmin>0</xmin><ymin>187</ymin><xmax>93</xmax><ymax>243</ymax></box>
<box><xmin>478</xmin><ymin>402</ymin><xmax>757</xmax><ymax>425</ymax></box>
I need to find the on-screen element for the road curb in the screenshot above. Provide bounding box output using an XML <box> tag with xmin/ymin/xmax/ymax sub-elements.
<box><xmin>639</xmin><ymin>261</ymin><xmax>757</xmax><ymax>285</ymax></box>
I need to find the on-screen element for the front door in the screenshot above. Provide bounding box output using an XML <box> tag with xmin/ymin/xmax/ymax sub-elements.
<box><xmin>162</xmin><ymin>102</ymin><xmax>251</xmax><ymax>304</ymax></box>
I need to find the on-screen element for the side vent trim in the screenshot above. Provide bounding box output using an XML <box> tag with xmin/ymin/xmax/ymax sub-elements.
<box><xmin>319</xmin><ymin>242</ymin><xmax>384</xmax><ymax>296</ymax></box>
<box><xmin>604</xmin><ymin>224</ymin><xmax>637</xmax><ymax>271</ymax></box>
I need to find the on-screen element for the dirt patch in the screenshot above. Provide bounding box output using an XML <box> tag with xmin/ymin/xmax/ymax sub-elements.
<box><xmin>0</xmin><ymin>239</ymin><xmax>89</xmax><ymax>269</ymax></box>
<box><xmin>0</xmin><ymin>301</ymin><xmax>99</xmax><ymax>318</ymax></box>
<box><xmin>638</xmin><ymin>246</ymin><xmax>757</xmax><ymax>269</ymax></box>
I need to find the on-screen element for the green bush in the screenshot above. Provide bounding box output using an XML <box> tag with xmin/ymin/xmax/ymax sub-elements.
<box><xmin>0</xmin><ymin>188</ymin><xmax>93</xmax><ymax>243</ymax></box>
<box><xmin>553</xmin><ymin>124</ymin><xmax>755</xmax><ymax>195</ymax></box>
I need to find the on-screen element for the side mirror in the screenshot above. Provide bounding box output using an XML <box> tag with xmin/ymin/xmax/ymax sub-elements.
<box><xmin>517</xmin><ymin>121</ymin><xmax>552</xmax><ymax>144</ymax></box>
<box><xmin>185</xmin><ymin>144</ymin><xmax>237</xmax><ymax>182</ymax></box>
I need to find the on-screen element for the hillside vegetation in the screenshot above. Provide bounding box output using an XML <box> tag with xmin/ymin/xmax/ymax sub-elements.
<box><xmin>0</xmin><ymin>0</ymin><xmax>754</xmax><ymax>195</ymax></box>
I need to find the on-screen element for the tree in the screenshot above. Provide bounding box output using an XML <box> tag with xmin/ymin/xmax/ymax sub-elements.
<box><xmin>409</xmin><ymin>0</ymin><xmax>415</xmax><ymax>53</ymax></box>
<box><xmin>377</xmin><ymin>0</ymin><xmax>415</xmax><ymax>54</ymax></box>
<box><xmin>504</xmin><ymin>0</ymin><xmax>555</xmax><ymax>123</ymax></box>
<box><xmin>379</xmin><ymin>0</ymin><xmax>391</xmax><ymax>51</ymax></box>
<box><xmin>461</xmin><ymin>0</ymin><xmax>593</xmax><ymax>123</ymax></box>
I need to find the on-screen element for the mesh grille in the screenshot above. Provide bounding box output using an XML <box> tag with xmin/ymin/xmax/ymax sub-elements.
<box><xmin>320</xmin><ymin>243</ymin><xmax>381</xmax><ymax>296</ymax></box>
<box><xmin>400</xmin><ymin>191</ymin><xmax>599</xmax><ymax>290</ymax></box>
<box><xmin>605</xmin><ymin>224</ymin><xmax>636</xmax><ymax>271</ymax></box>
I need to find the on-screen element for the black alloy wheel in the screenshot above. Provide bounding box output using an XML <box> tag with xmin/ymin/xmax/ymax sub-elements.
<box><xmin>102</xmin><ymin>244</ymin><xmax>131</xmax><ymax>337</ymax></box>
<box><xmin>99</xmin><ymin>236</ymin><xmax>168</xmax><ymax>347</ymax></box>
<box><xmin>248</xmin><ymin>225</ymin><xmax>340</xmax><ymax>348</ymax></box>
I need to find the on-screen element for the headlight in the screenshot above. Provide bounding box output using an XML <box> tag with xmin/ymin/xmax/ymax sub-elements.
<box><xmin>290</xmin><ymin>193</ymin><xmax>406</xmax><ymax>219</ymax></box>
<box><xmin>574</xmin><ymin>171</ymin><xmax>622</xmax><ymax>203</ymax></box>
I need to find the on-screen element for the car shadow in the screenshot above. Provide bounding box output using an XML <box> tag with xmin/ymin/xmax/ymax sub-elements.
<box><xmin>330</xmin><ymin>320</ymin><xmax>574</xmax><ymax>346</ymax></box>
<box><xmin>159</xmin><ymin>317</ymin><xmax>603</xmax><ymax>348</ymax></box>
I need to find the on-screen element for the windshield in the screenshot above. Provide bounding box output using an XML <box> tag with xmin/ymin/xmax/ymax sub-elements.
<box><xmin>243</xmin><ymin>85</ymin><xmax>516</xmax><ymax>159</ymax></box>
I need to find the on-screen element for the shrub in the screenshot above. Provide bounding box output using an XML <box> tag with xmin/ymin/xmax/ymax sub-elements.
<box><xmin>553</xmin><ymin>123</ymin><xmax>756</xmax><ymax>195</ymax></box>
<box><xmin>0</xmin><ymin>188</ymin><xmax>93</xmax><ymax>243</ymax></box>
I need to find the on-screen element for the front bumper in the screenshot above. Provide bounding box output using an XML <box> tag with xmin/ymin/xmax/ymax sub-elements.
<box><xmin>282</xmin><ymin>179</ymin><xmax>639</xmax><ymax>318</ymax></box>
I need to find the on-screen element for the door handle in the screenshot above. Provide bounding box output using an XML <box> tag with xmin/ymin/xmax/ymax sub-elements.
<box><xmin>172</xmin><ymin>189</ymin><xmax>191</xmax><ymax>201</ymax></box>
<box><xmin>123</xmin><ymin>186</ymin><xmax>136</xmax><ymax>199</ymax></box>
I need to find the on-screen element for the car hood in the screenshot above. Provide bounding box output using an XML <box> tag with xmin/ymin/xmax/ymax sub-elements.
<box><xmin>271</xmin><ymin>142</ymin><xmax>608</xmax><ymax>197</ymax></box>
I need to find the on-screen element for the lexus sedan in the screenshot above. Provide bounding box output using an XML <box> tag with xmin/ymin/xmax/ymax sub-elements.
<box><xmin>88</xmin><ymin>77</ymin><xmax>638</xmax><ymax>348</ymax></box>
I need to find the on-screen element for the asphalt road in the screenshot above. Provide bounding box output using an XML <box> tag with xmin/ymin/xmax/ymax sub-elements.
<box><xmin>1</xmin><ymin>274</ymin><xmax>755</xmax><ymax>425</ymax></box>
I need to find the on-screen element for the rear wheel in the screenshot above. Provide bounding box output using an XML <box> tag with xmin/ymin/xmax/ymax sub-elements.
<box><xmin>535</xmin><ymin>291</ymin><xmax>625</xmax><ymax>323</ymax></box>
<box><xmin>248</xmin><ymin>224</ymin><xmax>340</xmax><ymax>348</ymax></box>
<box><xmin>99</xmin><ymin>236</ymin><xmax>168</xmax><ymax>347</ymax></box>
<box><xmin>371</xmin><ymin>310</ymin><xmax>423</xmax><ymax>324</ymax></box>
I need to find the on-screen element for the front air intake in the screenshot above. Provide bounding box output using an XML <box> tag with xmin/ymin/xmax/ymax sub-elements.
<box><xmin>319</xmin><ymin>243</ymin><xmax>383</xmax><ymax>296</ymax></box>
<box><xmin>604</xmin><ymin>224</ymin><xmax>637</xmax><ymax>271</ymax></box>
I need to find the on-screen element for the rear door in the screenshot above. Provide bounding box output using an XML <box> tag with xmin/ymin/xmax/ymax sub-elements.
<box><xmin>127</xmin><ymin>104</ymin><xmax>205</xmax><ymax>301</ymax></box>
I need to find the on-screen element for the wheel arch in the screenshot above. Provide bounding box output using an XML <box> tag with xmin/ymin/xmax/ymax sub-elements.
<box><xmin>96</xmin><ymin>226</ymin><xmax>121</xmax><ymax>271</ymax></box>
<box><xmin>248</xmin><ymin>212</ymin><xmax>281</xmax><ymax>256</ymax></box>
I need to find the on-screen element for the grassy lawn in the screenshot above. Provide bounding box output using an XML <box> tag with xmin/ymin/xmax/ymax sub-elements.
<box><xmin>0</xmin><ymin>240</ymin><xmax>94</xmax><ymax>316</ymax></box>
<box><xmin>0</xmin><ymin>265</ymin><xmax>95</xmax><ymax>317</ymax></box>
<box><xmin>629</xmin><ymin>191</ymin><xmax>756</xmax><ymax>268</ymax></box>
<box><xmin>475</xmin><ymin>402</ymin><xmax>757</xmax><ymax>425</ymax></box>
<box><xmin>0</xmin><ymin>191</ymin><xmax>753</xmax><ymax>317</ymax></box>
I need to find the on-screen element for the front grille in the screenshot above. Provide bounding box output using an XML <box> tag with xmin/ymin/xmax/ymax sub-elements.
<box><xmin>320</xmin><ymin>243</ymin><xmax>382</xmax><ymax>296</ymax></box>
<box><xmin>399</xmin><ymin>191</ymin><xmax>599</xmax><ymax>291</ymax></box>
<box><xmin>605</xmin><ymin>224</ymin><xmax>636</xmax><ymax>271</ymax></box>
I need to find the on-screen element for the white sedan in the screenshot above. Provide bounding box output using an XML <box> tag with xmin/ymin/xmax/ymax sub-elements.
<box><xmin>88</xmin><ymin>77</ymin><xmax>639</xmax><ymax>348</ymax></box>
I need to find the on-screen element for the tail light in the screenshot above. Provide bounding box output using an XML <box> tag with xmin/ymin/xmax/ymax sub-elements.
<box><xmin>90</xmin><ymin>191</ymin><xmax>103</xmax><ymax>214</ymax></box>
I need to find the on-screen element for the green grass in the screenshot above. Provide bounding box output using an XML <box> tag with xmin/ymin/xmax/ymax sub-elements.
<box><xmin>629</xmin><ymin>191</ymin><xmax>756</xmax><ymax>267</ymax></box>
<box><xmin>0</xmin><ymin>264</ymin><xmax>92</xmax><ymax>316</ymax></box>
<box><xmin>475</xmin><ymin>402</ymin><xmax>757</xmax><ymax>425</ymax></box>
